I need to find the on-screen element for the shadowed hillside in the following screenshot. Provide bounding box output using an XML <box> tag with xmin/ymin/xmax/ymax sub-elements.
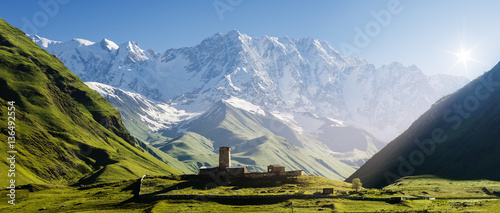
<box><xmin>347</xmin><ymin>62</ymin><xmax>500</xmax><ymax>188</ymax></box>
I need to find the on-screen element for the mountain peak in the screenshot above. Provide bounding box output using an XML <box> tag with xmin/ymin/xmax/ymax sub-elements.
<box><xmin>380</xmin><ymin>62</ymin><xmax>423</xmax><ymax>75</ymax></box>
<box><xmin>223</xmin><ymin>29</ymin><xmax>248</xmax><ymax>43</ymax></box>
<box><xmin>29</xmin><ymin>34</ymin><xmax>61</xmax><ymax>48</ymax></box>
<box><xmin>121</xmin><ymin>41</ymin><xmax>138</xmax><ymax>47</ymax></box>
<box><xmin>209</xmin><ymin>29</ymin><xmax>247</xmax><ymax>41</ymax></box>
<box><xmin>227</xmin><ymin>29</ymin><xmax>241</xmax><ymax>35</ymax></box>
<box><xmin>71</xmin><ymin>38</ymin><xmax>95</xmax><ymax>46</ymax></box>
<box><xmin>118</xmin><ymin>41</ymin><xmax>148</xmax><ymax>62</ymax></box>
<box><xmin>100</xmin><ymin>38</ymin><xmax>119</xmax><ymax>51</ymax></box>
<box><xmin>387</xmin><ymin>61</ymin><xmax>405</xmax><ymax>68</ymax></box>
<box><xmin>30</xmin><ymin>34</ymin><xmax>42</xmax><ymax>40</ymax></box>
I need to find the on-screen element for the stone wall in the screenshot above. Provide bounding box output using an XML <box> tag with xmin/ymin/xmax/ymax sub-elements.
<box><xmin>243</xmin><ymin>170</ymin><xmax>303</xmax><ymax>179</ymax></box>
<box><xmin>226</xmin><ymin>167</ymin><xmax>247</xmax><ymax>177</ymax></box>
<box><xmin>199</xmin><ymin>167</ymin><xmax>218</xmax><ymax>177</ymax></box>
<box><xmin>284</xmin><ymin>170</ymin><xmax>303</xmax><ymax>176</ymax></box>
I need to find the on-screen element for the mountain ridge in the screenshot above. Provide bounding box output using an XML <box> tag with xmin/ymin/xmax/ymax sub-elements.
<box><xmin>154</xmin><ymin>97</ymin><xmax>357</xmax><ymax>179</ymax></box>
<box><xmin>85</xmin><ymin>82</ymin><xmax>392</xmax><ymax>179</ymax></box>
<box><xmin>31</xmin><ymin>31</ymin><xmax>469</xmax><ymax>142</ymax></box>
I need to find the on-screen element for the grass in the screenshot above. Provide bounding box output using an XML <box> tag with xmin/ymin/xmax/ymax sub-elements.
<box><xmin>1</xmin><ymin>175</ymin><xmax>499</xmax><ymax>212</ymax></box>
<box><xmin>0</xmin><ymin>181</ymin><xmax>146</xmax><ymax>212</ymax></box>
<box><xmin>384</xmin><ymin>175</ymin><xmax>500</xmax><ymax>198</ymax></box>
<box><xmin>153</xmin><ymin>132</ymin><xmax>219</xmax><ymax>173</ymax></box>
<box><xmin>140</xmin><ymin>175</ymin><xmax>353</xmax><ymax>196</ymax></box>
<box><xmin>136</xmin><ymin>138</ymin><xmax>195</xmax><ymax>174</ymax></box>
<box><xmin>150</xmin><ymin>198</ymin><xmax>496</xmax><ymax>213</ymax></box>
<box><xmin>0</xmin><ymin>18</ymin><xmax>181</xmax><ymax>188</ymax></box>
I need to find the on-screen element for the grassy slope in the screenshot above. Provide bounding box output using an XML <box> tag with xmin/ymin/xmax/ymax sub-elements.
<box><xmin>384</xmin><ymin>175</ymin><xmax>500</xmax><ymax>198</ymax></box>
<box><xmin>347</xmin><ymin>62</ymin><xmax>500</xmax><ymax>188</ymax></box>
<box><xmin>83</xmin><ymin>82</ymin><xmax>192</xmax><ymax>173</ymax></box>
<box><xmin>135</xmin><ymin>138</ymin><xmax>193</xmax><ymax>174</ymax></box>
<box><xmin>153</xmin><ymin>132</ymin><xmax>219</xmax><ymax>173</ymax></box>
<box><xmin>156</xmin><ymin>101</ymin><xmax>355</xmax><ymax>179</ymax></box>
<box><xmin>0</xmin><ymin>18</ymin><xmax>180</xmax><ymax>187</ymax></box>
<box><xmin>2</xmin><ymin>175</ymin><xmax>499</xmax><ymax>212</ymax></box>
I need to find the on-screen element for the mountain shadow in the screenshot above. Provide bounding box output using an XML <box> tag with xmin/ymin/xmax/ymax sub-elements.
<box><xmin>346</xmin><ymin>62</ymin><xmax>500</xmax><ymax>188</ymax></box>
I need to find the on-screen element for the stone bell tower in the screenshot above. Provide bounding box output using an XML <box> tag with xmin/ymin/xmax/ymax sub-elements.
<box><xmin>219</xmin><ymin>147</ymin><xmax>231</xmax><ymax>168</ymax></box>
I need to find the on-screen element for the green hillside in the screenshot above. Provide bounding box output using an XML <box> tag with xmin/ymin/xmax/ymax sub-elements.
<box><xmin>384</xmin><ymin>175</ymin><xmax>500</xmax><ymax>198</ymax></box>
<box><xmin>347</xmin><ymin>62</ymin><xmax>500</xmax><ymax>188</ymax></box>
<box><xmin>156</xmin><ymin>101</ymin><xmax>355</xmax><ymax>179</ymax></box>
<box><xmin>135</xmin><ymin>138</ymin><xmax>193</xmax><ymax>173</ymax></box>
<box><xmin>0</xmin><ymin>18</ymin><xmax>180</xmax><ymax>187</ymax></box>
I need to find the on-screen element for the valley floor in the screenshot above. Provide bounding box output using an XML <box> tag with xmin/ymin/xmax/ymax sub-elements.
<box><xmin>1</xmin><ymin>175</ymin><xmax>499</xmax><ymax>212</ymax></box>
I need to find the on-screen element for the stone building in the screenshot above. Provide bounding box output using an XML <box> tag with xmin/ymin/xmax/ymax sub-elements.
<box><xmin>199</xmin><ymin>147</ymin><xmax>303</xmax><ymax>179</ymax></box>
<box><xmin>268</xmin><ymin>165</ymin><xmax>285</xmax><ymax>173</ymax></box>
<box><xmin>323</xmin><ymin>188</ymin><xmax>334</xmax><ymax>194</ymax></box>
<box><xmin>219</xmin><ymin>147</ymin><xmax>231</xmax><ymax>168</ymax></box>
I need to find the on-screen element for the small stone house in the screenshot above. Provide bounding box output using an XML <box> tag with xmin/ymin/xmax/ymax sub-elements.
<box><xmin>267</xmin><ymin>165</ymin><xmax>285</xmax><ymax>173</ymax></box>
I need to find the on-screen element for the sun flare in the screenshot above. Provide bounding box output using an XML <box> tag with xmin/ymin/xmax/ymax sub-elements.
<box><xmin>449</xmin><ymin>44</ymin><xmax>480</xmax><ymax>71</ymax></box>
<box><xmin>454</xmin><ymin>48</ymin><xmax>473</xmax><ymax>67</ymax></box>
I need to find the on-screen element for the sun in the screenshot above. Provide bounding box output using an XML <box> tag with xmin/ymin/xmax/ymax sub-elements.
<box><xmin>454</xmin><ymin>47</ymin><xmax>473</xmax><ymax>67</ymax></box>
<box><xmin>449</xmin><ymin>44</ymin><xmax>479</xmax><ymax>71</ymax></box>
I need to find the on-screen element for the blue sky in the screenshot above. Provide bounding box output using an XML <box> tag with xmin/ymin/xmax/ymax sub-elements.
<box><xmin>2</xmin><ymin>0</ymin><xmax>500</xmax><ymax>79</ymax></box>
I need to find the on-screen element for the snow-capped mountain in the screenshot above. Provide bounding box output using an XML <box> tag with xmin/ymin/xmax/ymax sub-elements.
<box><xmin>85</xmin><ymin>82</ymin><xmax>375</xmax><ymax>178</ymax></box>
<box><xmin>32</xmin><ymin>31</ymin><xmax>469</xmax><ymax>142</ymax></box>
<box><xmin>85</xmin><ymin>82</ymin><xmax>199</xmax><ymax>132</ymax></box>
